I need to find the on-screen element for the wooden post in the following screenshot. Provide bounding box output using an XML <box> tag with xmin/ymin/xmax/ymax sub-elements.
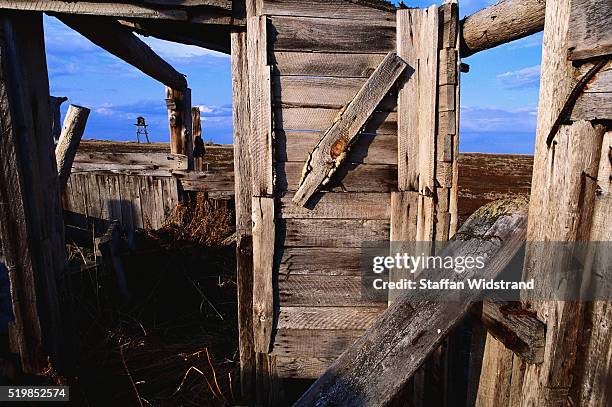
<box><xmin>500</xmin><ymin>0</ymin><xmax>611</xmax><ymax>405</ymax></box>
<box><xmin>55</xmin><ymin>104</ymin><xmax>90</xmax><ymax>191</ymax></box>
<box><xmin>0</xmin><ymin>11</ymin><xmax>69</xmax><ymax>374</ymax></box>
<box><xmin>231</xmin><ymin>30</ymin><xmax>255</xmax><ymax>401</ymax></box>
<box><xmin>295</xmin><ymin>198</ymin><xmax>529</xmax><ymax>407</ymax></box>
<box><xmin>192</xmin><ymin>107</ymin><xmax>204</xmax><ymax>171</ymax></box>
<box><xmin>166</xmin><ymin>86</ymin><xmax>193</xmax><ymax>168</ymax></box>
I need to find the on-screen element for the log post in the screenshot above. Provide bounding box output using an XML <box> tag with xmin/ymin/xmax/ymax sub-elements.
<box><xmin>192</xmin><ymin>106</ymin><xmax>204</xmax><ymax>172</ymax></box>
<box><xmin>55</xmin><ymin>104</ymin><xmax>90</xmax><ymax>191</ymax></box>
<box><xmin>165</xmin><ymin>86</ymin><xmax>193</xmax><ymax>168</ymax></box>
<box><xmin>295</xmin><ymin>198</ymin><xmax>529</xmax><ymax>407</ymax></box>
<box><xmin>460</xmin><ymin>0</ymin><xmax>546</xmax><ymax>58</ymax></box>
<box><xmin>0</xmin><ymin>11</ymin><xmax>69</xmax><ymax>374</ymax></box>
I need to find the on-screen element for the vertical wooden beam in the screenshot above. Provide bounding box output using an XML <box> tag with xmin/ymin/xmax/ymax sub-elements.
<box><xmin>192</xmin><ymin>106</ymin><xmax>204</xmax><ymax>172</ymax></box>
<box><xmin>0</xmin><ymin>11</ymin><xmax>68</xmax><ymax>374</ymax></box>
<box><xmin>231</xmin><ymin>30</ymin><xmax>255</xmax><ymax>401</ymax></box>
<box><xmin>50</xmin><ymin>95</ymin><xmax>67</xmax><ymax>143</ymax></box>
<box><xmin>166</xmin><ymin>86</ymin><xmax>193</xmax><ymax>168</ymax></box>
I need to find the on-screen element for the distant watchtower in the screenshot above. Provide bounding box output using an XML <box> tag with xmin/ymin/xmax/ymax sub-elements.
<box><xmin>134</xmin><ymin>116</ymin><xmax>150</xmax><ymax>143</ymax></box>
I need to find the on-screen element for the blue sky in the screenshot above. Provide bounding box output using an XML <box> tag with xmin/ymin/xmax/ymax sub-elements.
<box><xmin>44</xmin><ymin>0</ymin><xmax>542</xmax><ymax>153</ymax></box>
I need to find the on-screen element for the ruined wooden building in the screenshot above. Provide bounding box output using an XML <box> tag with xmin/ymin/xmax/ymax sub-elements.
<box><xmin>0</xmin><ymin>0</ymin><xmax>610</xmax><ymax>405</ymax></box>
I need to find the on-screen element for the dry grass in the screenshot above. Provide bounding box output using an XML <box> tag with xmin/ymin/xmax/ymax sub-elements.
<box><xmin>152</xmin><ymin>194</ymin><xmax>234</xmax><ymax>248</ymax></box>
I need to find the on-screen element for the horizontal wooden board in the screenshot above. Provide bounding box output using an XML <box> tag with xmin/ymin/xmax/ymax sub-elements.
<box><xmin>277</xmin><ymin>131</ymin><xmax>397</xmax><ymax>164</ymax></box>
<box><xmin>278</xmin><ymin>218</ymin><xmax>389</xmax><ymax>247</ymax></box>
<box><xmin>272</xmin><ymin>52</ymin><xmax>386</xmax><ymax>77</ymax></box>
<box><xmin>276</xmin><ymin>108</ymin><xmax>397</xmax><ymax>133</ymax></box>
<box><xmin>272</xmin><ymin>329</ymin><xmax>364</xmax><ymax>358</ymax></box>
<box><xmin>583</xmin><ymin>63</ymin><xmax>612</xmax><ymax>92</ymax></box>
<box><xmin>263</xmin><ymin>0</ymin><xmax>396</xmax><ymax>20</ymax></box>
<box><xmin>273</xmin><ymin>76</ymin><xmax>398</xmax><ymax>109</ymax></box>
<box><xmin>175</xmin><ymin>171</ymin><xmax>235</xmax><ymax>193</ymax></box>
<box><xmin>277</xmin><ymin>247</ymin><xmax>365</xmax><ymax>276</ymax></box>
<box><xmin>276</xmin><ymin>162</ymin><xmax>397</xmax><ymax>192</ymax></box>
<box><xmin>74</xmin><ymin>152</ymin><xmax>188</xmax><ymax>170</ymax></box>
<box><xmin>277</xmin><ymin>306</ymin><xmax>384</xmax><ymax>330</ymax></box>
<box><xmin>279</xmin><ymin>275</ymin><xmax>382</xmax><ymax>306</ymax></box>
<box><xmin>568</xmin><ymin>0</ymin><xmax>612</xmax><ymax>60</ymax></box>
<box><xmin>270</xmin><ymin>16</ymin><xmax>396</xmax><ymax>53</ymax></box>
<box><xmin>275</xmin><ymin>356</ymin><xmax>335</xmax><ymax>379</ymax></box>
<box><xmin>277</xmin><ymin>192</ymin><xmax>390</xmax><ymax>219</ymax></box>
<box><xmin>571</xmin><ymin>92</ymin><xmax>612</xmax><ymax>120</ymax></box>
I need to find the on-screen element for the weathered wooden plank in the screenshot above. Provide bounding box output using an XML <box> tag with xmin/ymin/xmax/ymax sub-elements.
<box><xmin>0</xmin><ymin>11</ymin><xmax>71</xmax><ymax>373</ymax></box>
<box><xmin>0</xmin><ymin>1</ymin><xmax>188</xmax><ymax>19</ymax></box>
<box><xmin>397</xmin><ymin>6</ymin><xmax>438</xmax><ymax>194</ymax></box>
<box><xmin>277</xmin><ymin>162</ymin><xmax>397</xmax><ymax>193</ymax></box>
<box><xmin>248</xmin><ymin>16</ymin><xmax>274</xmax><ymax>196</ymax></box>
<box><xmin>294</xmin><ymin>198</ymin><xmax>529</xmax><ymax>407</ymax></box>
<box><xmin>279</xmin><ymin>275</ymin><xmax>382</xmax><ymax>307</ymax></box>
<box><xmin>277</xmin><ymin>108</ymin><xmax>397</xmax><ymax>134</ymax></box>
<box><xmin>160</xmin><ymin>177</ymin><xmax>178</xmax><ymax>220</ymax></box>
<box><xmin>475</xmin><ymin>333</ymin><xmax>514</xmax><ymax>407</ymax></box>
<box><xmin>252</xmin><ymin>196</ymin><xmax>275</xmax><ymax>353</ymax></box>
<box><xmin>107</xmin><ymin>175</ymin><xmax>123</xmax><ymax>223</ymax></box>
<box><xmin>263</xmin><ymin>0</ymin><xmax>395</xmax><ymax>20</ymax></box>
<box><xmin>126</xmin><ymin>175</ymin><xmax>144</xmax><ymax>229</ymax></box>
<box><xmin>275</xmin><ymin>357</ymin><xmax>335</xmax><ymax>379</ymax></box>
<box><xmin>175</xmin><ymin>171</ymin><xmax>235</xmax><ymax>194</ymax></box>
<box><xmin>270</xmin><ymin>16</ymin><xmax>395</xmax><ymax>53</ymax></box>
<box><xmin>272</xmin><ymin>52</ymin><xmax>386</xmax><ymax>77</ymax></box>
<box><xmin>277</xmin><ymin>248</ymin><xmax>365</xmax><ymax>276</ymax></box>
<box><xmin>278</xmin><ymin>192</ymin><xmax>390</xmax><ymax>219</ymax></box>
<box><xmin>138</xmin><ymin>176</ymin><xmax>156</xmax><ymax>229</ymax></box>
<box><xmin>74</xmin><ymin>152</ymin><xmax>187</xmax><ymax>170</ymax></box>
<box><xmin>273</xmin><ymin>75</ymin><xmax>398</xmax><ymax>110</ymax></box>
<box><xmin>388</xmin><ymin>191</ymin><xmax>419</xmax><ymax>304</ymax></box>
<box><xmin>570</xmin><ymin>92</ymin><xmax>612</xmax><ymax>121</ymax></box>
<box><xmin>568</xmin><ymin>0</ymin><xmax>612</xmax><ymax>60</ymax></box>
<box><xmin>277</xmin><ymin>131</ymin><xmax>397</xmax><ymax>165</ymax></box>
<box><xmin>292</xmin><ymin>53</ymin><xmax>406</xmax><ymax>206</ymax></box>
<box><xmin>460</xmin><ymin>0</ymin><xmax>546</xmax><ymax>57</ymax></box>
<box><xmin>278</xmin><ymin>218</ymin><xmax>389</xmax><ymax>247</ymax></box>
<box><xmin>55</xmin><ymin>105</ymin><xmax>90</xmax><ymax>190</ymax></box>
<box><xmin>58</xmin><ymin>15</ymin><xmax>188</xmax><ymax>90</ymax></box>
<box><xmin>277</xmin><ymin>306</ymin><xmax>385</xmax><ymax>330</ymax></box>
<box><xmin>115</xmin><ymin>174</ymin><xmax>133</xmax><ymax>232</ymax></box>
<box><xmin>272</xmin><ymin>329</ymin><xmax>364</xmax><ymax>358</ymax></box>
<box><xmin>231</xmin><ymin>30</ymin><xmax>255</xmax><ymax>401</ymax></box>
<box><xmin>152</xmin><ymin>178</ymin><xmax>165</xmax><ymax>227</ymax></box>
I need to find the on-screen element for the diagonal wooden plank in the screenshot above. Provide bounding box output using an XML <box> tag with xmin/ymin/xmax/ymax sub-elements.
<box><xmin>292</xmin><ymin>52</ymin><xmax>406</xmax><ymax>206</ymax></box>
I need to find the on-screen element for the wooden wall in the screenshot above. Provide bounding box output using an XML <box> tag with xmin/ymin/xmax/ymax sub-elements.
<box><xmin>63</xmin><ymin>141</ymin><xmax>234</xmax><ymax>233</ymax></box>
<box><xmin>265</xmin><ymin>0</ymin><xmax>397</xmax><ymax>380</ymax></box>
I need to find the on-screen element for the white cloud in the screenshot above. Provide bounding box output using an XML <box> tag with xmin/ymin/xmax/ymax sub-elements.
<box><xmin>497</xmin><ymin>65</ymin><xmax>541</xmax><ymax>89</ymax></box>
<box><xmin>461</xmin><ymin>105</ymin><xmax>537</xmax><ymax>133</ymax></box>
<box><xmin>138</xmin><ymin>36</ymin><xmax>229</xmax><ymax>62</ymax></box>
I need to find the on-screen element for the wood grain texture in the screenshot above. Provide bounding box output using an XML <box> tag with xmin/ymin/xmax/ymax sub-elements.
<box><xmin>277</xmin><ymin>131</ymin><xmax>397</xmax><ymax>165</ymax></box>
<box><xmin>272</xmin><ymin>329</ymin><xmax>364</xmax><ymax>358</ymax></box>
<box><xmin>277</xmin><ymin>162</ymin><xmax>397</xmax><ymax>193</ymax></box>
<box><xmin>0</xmin><ymin>12</ymin><xmax>67</xmax><ymax>374</ymax></box>
<box><xmin>279</xmin><ymin>275</ymin><xmax>381</xmax><ymax>307</ymax></box>
<box><xmin>275</xmin><ymin>356</ymin><xmax>335</xmax><ymax>379</ymax></box>
<box><xmin>292</xmin><ymin>52</ymin><xmax>406</xmax><ymax>206</ymax></box>
<box><xmin>460</xmin><ymin>0</ymin><xmax>546</xmax><ymax>57</ymax></box>
<box><xmin>277</xmin><ymin>108</ymin><xmax>397</xmax><ymax>134</ymax></box>
<box><xmin>388</xmin><ymin>191</ymin><xmax>418</xmax><ymax>304</ymax></box>
<box><xmin>247</xmin><ymin>16</ymin><xmax>274</xmax><ymax>196</ymax></box>
<box><xmin>74</xmin><ymin>152</ymin><xmax>188</xmax><ymax>171</ymax></box>
<box><xmin>568</xmin><ymin>0</ymin><xmax>612</xmax><ymax>60</ymax></box>
<box><xmin>278</xmin><ymin>218</ymin><xmax>389</xmax><ymax>247</ymax></box>
<box><xmin>252</xmin><ymin>196</ymin><xmax>275</xmax><ymax>353</ymax></box>
<box><xmin>571</xmin><ymin>92</ymin><xmax>612</xmax><ymax>121</ymax></box>
<box><xmin>277</xmin><ymin>306</ymin><xmax>385</xmax><ymax>330</ymax></box>
<box><xmin>263</xmin><ymin>0</ymin><xmax>395</xmax><ymax>20</ymax></box>
<box><xmin>0</xmin><ymin>0</ymin><xmax>188</xmax><ymax>19</ymax></box>
<box><xmin>272</xmin><ymin>52</ymin><xmax>386</xmax><ymax>77</ymax></box>
<box><xmin>294</xmin><ymin>198</ymin><xmax>529</xmax><ymax>406</ymax></box>
<box><xmin>270</xmin><ymin>15</ymin><xmax>395</xmax><ymax>53</ymax></box>
<box><xmin>278</xmin><ymin>192</ymin><xmax>390</xmax><ymax>219</ymax></box>
<box><xmin>475</xmin><ymin>333</ymin><xmax>514</xmax><ymax>407</ymax></box>
<box><xmin>230</xmin><ymin>31</ymin><xmax>255</xmax><ymax>400</ymax></box>
<box><xmin>397</xmin><ymin>6</ymin><xmax>439</xmax><ymax>193</ymax></box>
<box><xmin>55</xmin><ymin>105</ymin><xmax>90</xmax><ymax>190</ymax></box>
<box><xmin>277</xmin><ymin>248</ymin><xmax>365</xmax><ymax>276</ymax></box>
<box><xmin>273</xmin><ymin>75</ymin><xmax>397</xmax><ymax>110</ymax></box>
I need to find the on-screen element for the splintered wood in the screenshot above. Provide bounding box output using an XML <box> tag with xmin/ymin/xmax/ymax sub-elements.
<box><xmin>292</xmin><ymin>52</ymin><xmax>406</xmax><ymax>206</ymax></box>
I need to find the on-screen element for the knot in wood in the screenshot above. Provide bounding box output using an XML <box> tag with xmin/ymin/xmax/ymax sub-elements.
<box><xmin>330</xmin><ymin>139</ymin><xmax>347</xmax><ymax>159</ymax></box>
